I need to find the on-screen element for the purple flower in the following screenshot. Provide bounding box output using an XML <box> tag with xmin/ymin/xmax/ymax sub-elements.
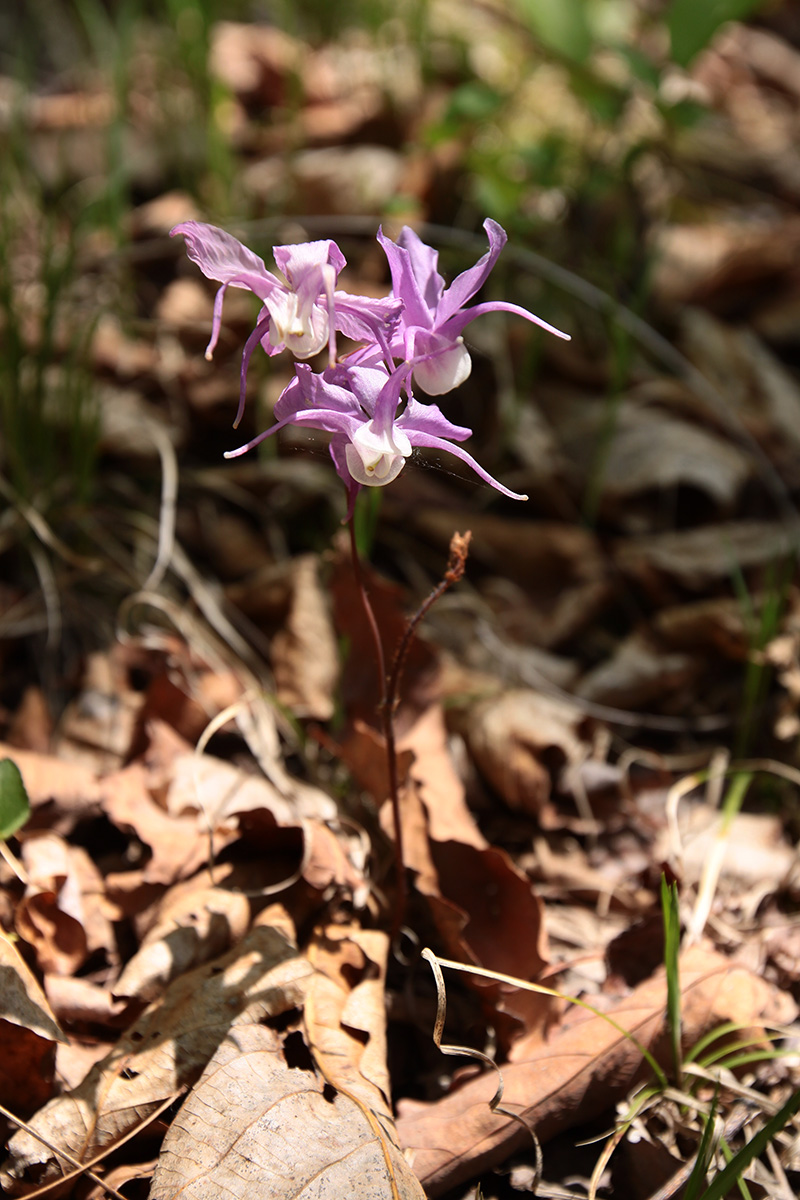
<box><xmin>170</xmin><ymin>221</ymin><xmax>402</xmax><ymax>424</ymax></box>
<box><xmin>224</xmin><ymin>360</ymin><xmax>528</xmax><ymax>516</ymax></box>
<box><xmin>375</xmin><ymin>218</ymin><xmax>570</xmax><ymax>395</ymax></box>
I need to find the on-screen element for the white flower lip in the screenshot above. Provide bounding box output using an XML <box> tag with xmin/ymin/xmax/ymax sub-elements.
<box><xmin>267</xmin><ymin>292</ymin><xmax>329</xmax><ymax>359</ymax></box>
<box><xmin>345</xmin><ymin>420</ymin><xmax>412</xmax><ymax>487</ymax></box>
<box><xmin>413</xmin><ymin>336</ymin><xmax>472</xmax><ymax>396</ymax></box>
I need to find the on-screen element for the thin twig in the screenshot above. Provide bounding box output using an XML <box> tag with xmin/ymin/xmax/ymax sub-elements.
<box><xmin>421</xmin><ymin>947</ymin><xmax>543</xmax><ymax>1187</ymax></box>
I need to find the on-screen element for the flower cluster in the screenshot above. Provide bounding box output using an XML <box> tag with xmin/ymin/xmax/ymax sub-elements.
<box><xmin>171</xmin><ymin>218</ymin><xmax>569</xmax><ymax>515</ymax></box>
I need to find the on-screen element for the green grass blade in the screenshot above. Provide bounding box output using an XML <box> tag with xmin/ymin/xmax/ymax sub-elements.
<box><xmin>697</xmin><ymin>1086</ymin><xmax>800</xmax><ymax>1200</ymax></box>
<box><xmin>684</xmin><ymin>1088</ymin><xmax>719</xmax><ymax>1200</ymax></box>
<box><xmin>661</xmin><ymin>874</ymin><xmax>682</xmax><ymax>1081</ymax></box>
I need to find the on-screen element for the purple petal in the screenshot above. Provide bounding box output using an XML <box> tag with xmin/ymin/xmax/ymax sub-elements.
<box><xmin>396</xmin><ymin>226</ymin><xmax>445</xmax><ymax>311</ymax></box>
<box><xmin>281</xmin><ymin>362</ymin><xmax>365</xmax><ymax>420</ymax></box>
<box><xmin>333</xmin><ymin>293</ymin><xmax>403</xmax><ymax>362</ymax></box>
<box><xmin>396</xmin><ymin>396</ymin><xmax>471</xmax><ymax>443</ymax></box>
<box><xmin>329</xmin><ymin>364</ymin><xmax>394</xmax><ymax>418</ymax></box>
<box><xmin>204</xmin><ymin>284</ymin><xmax>227</xmax><ymax>359</ymax></box>
<box><xmin>235</xmin><ymin>311</ymin><xmax>273</xmax><ymax>427</ymax></box>
<box><xmin>371</xmin><ymin>362</ymin><xmax>414</xmax><ymax>435</ymax></box>
<box><xmin>434</xmin><ymin>218</ymin><xmax>507</xmax><ymax>326</ymax></box>
<box><xmin>377</xmin><ymin>228</ymin><xmax>433</xmax><ymax>331</ymax></box>
<box><xmin>403</xmin><ymin>429</ymin><xmax>527</xmax><ymax>500</ymax></box>
<box><xmin>224</xmin><ymin>404</ymin><xmax>364</xmax><ymax>459</ymax></box>
<box><xmin>272</xmin><ymin>240</ymin><xmax>346</xmax><ymax>286</ymax></box>
<box><xmin>171</xmin><ymin>221</ymin><xmax>275</xmax><ymax>299</ymax></box>
<box><xmin>441</xmin><ymin>300</ymin><xmax>571</xmax><ymax>342</ymax></box>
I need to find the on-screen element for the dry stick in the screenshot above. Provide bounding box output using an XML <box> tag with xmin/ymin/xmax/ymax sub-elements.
<box><xmin>347</xmin><ymin>522</ymin><xmax>472</xmax><ymax>939</ymax></box>
<box><xmin>0</xmin><ymin>1093</ymin><xmax>181</xmax><ymax>1200</ymax></box>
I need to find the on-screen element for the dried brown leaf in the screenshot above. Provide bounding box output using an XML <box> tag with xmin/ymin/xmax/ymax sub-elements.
<box><xmin>113</xmin><ymin>885</ymin><xmax>251</xmax><ymax>1002</ymax></box>
<box><xmin>0</xmin><ymin>934</ymin><xmax>64</xmax><ymax>1117</ymax></box>
<box><xmin>271</xmin><ymin>554</ymin><xmax>339</xmax><ymax>720</ymax></box>
<box><xmin>1</xmin><ymin>920</ymin><xmax>310</xmax><ymax>1192</ymax></box>
<box><xmin>463</xmin><ymin>689</ymin><xmax>584</xmax><ymax>817</ymax></box>
<box><xmin>0</xmin><ymin>745</ymin><xmax>104</xmax><ymax>821</ymax></box>
<box><xmin>148</xmin><ymin>1022</ymin><xmax>425</xmax><ymax>1200</ymax></box>
<box><xmin>305</xmin><ymin>925</ymin><xmax>391</xmax><ymax>1119</ymax></box>
<box><xmin>397</xmin><ymin>947</ymin><xmax>796</xmax><ymax>1196</ymax></box>
<box><xmin>395</xmin><ymin>705</ymin><xmax>552</xmax><ymax>1043</ymax></box>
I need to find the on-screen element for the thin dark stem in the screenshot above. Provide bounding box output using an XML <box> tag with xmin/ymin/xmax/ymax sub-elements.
<box><xmin>347</xmin><ymin>524</ymin><xmax>473</xmax><ymax>943</ymax></box>
<box><xmin>386</xmin><ymin>531</ymin><xmax>472</xmax><ymax>712</ymax></box>
<box><xmin>347</xmin><ymin>516</ymin><xmax>406</xmax><ymax>935</ymax></box>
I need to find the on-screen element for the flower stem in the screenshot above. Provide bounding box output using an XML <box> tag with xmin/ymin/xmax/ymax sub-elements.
<box><xmin>347</xmin><ymin>524</ymin><xmax>473</xmax><ymax>943</ymax></box>
<box><xmin>347</xmin><ymin>516</ymin><xmax>406</xmax><ymax>936</ymax></box>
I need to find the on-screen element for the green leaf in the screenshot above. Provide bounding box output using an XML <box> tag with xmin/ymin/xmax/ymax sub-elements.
<box><xmin>514</xmin><ymin>0</ymin><xmax>592</xmax><ymax>62</ymax></box>
<box><xmin>667</xmin><ymin>0</ymin><xmax>766</xmax><ymax>68</ymax></box>
<box><xmin>0</xmin><ymin>758</ymin><xmax>31</xmax><ymax>840</ymax></box>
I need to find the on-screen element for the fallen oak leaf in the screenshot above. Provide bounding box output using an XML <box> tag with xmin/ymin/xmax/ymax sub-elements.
<box><xmin>1</xmin><ymin>917</ymin><xmax>311</xmax><ymax>1193</ymax></box>
<box><xmin>148</xmin><ymin>1021</ymin><xmax>425</xmax><ymax>1200</ymax></box>
<box><xmin>397</xmin><ymin>946</ymin><xmax>796</xmax><ymax>1196</ymax></box>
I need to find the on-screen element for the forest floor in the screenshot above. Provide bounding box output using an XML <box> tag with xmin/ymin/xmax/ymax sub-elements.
<box><xmin>3</xmin><ymin>2</ymin><xmax>800</xmax><ymax>1198</ymax></box>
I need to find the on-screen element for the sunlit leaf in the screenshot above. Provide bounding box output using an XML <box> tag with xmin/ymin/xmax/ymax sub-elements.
<box><xmin>0</xmin><ymin>759</ymin><xmax>30</xmax><ymax>841</ymax></box>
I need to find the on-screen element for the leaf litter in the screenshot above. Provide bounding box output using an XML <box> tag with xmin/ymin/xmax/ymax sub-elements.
<box><xmin>3</xmin><ymin>4</ymin><xmax>800</xmax><ymax>1199</ymax></box>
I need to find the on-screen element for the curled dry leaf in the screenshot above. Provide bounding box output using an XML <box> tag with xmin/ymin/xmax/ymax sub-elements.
<box><xmin>15</xmin><ymin>834</ymin><xmax>111</xmax><ymax>977</ymax></box>
<box><xmin>542</xmin><ymin>391</ymin><xmax>751</xmax><ymax>510</ymax></box>
<box><xmin>462</xmin><ymin>688</ymin><xmax>585</xmax><ymax>817</ymax></box>
<box><xmin>149</xmin><ymin>1022</ymin><xmax>425</xmax><ymax>1200</ymax></box>
<box><xmin>44</xmin><ymin>975</ymin><xmax>128</xmax><ymax>1027</ymax></box>
<box><xmin>168</xmin><ymin>749</ymin><xmax>338</xmax><ymax>824</ymax></box>
<box><xmin>397</xmin><ymin>946</ymin><xmax>797</xmax><ymax>1197</ymax></box>
<box><xmin>101</xmin><ymin>763</ymin><xmax>217</xmax><ymax>886</ymax></box>
<box><xmin>113</xmin><ymin>885</ymin><xmax>251</xmax><ymax>1002</ymax></box>
<box><xmin>0</xmin><ymin>933</ymin><xmax>65</xmax><ymax>1116</ymax></box>
<box><xmin>575</xmin><ymin>631</ymin><xmax>697</xmax><ymax>710</ymax></box>
<box><xmin>2</xmin><ymin>919</ymin><xmax>311</xmax><ymax>1193</ymax></box>
<box><xmin>305</xmin><ymin>925</ymin><xmax>391</xmax><ymax>1120</ymax></box>
<box><xmin>614</xmin><ymin>519</ymin><xmax>798</xmax><ymax>594</ymax></box>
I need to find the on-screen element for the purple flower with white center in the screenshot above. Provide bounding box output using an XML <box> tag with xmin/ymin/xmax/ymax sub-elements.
<box><xmin>170</xmin><ymin>221</ymin><xmax>402</xmax><ymax>424</ymax></box>
<box><xmin>374</xmin><ymin>218</ymin><xmax>570</xmax><ymax>395</ymax></box>
<box><xmin>223</xmin><ymin>359</ymin><xmax>528</xmax><ymax>517</ymax></box>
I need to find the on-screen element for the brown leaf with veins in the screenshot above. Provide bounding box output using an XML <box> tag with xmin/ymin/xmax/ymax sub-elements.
<box><xmin>397</xmin><ymin>946</ymin><xmax>797</xmax><ymax>1196</ymax></box>
<box><xmin>0</xmin><ymin>933</ymin><xmax>65</xmax><ymax>1116</ymax></box>
<box><xmin>148</xmin><ymin>1021</ymin><xmax>425</xmax><ymax>1200</ymax></box>
<box><xmin>1</xmin><ymin>918</ymin><xmax>311</xmax><ymax>1193</ymax></box>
